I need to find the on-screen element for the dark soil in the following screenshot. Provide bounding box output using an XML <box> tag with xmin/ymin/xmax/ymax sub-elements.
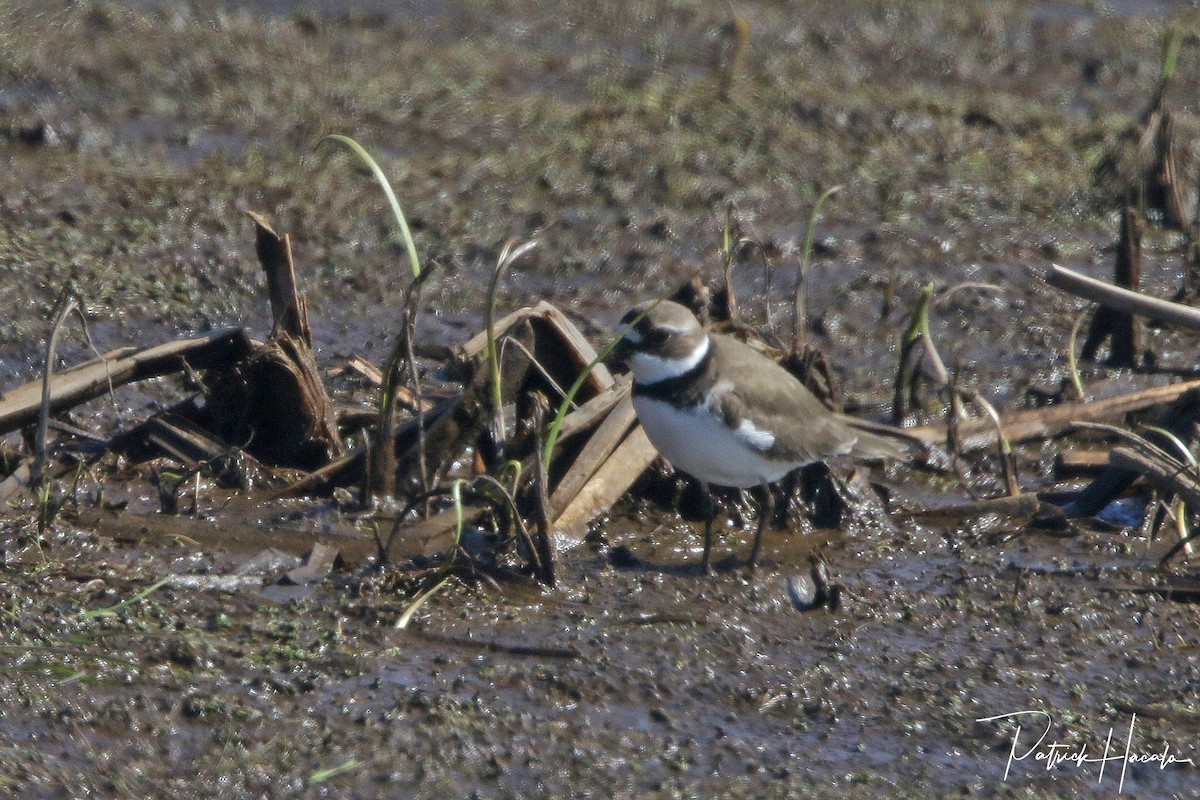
<box><xmin>3</xmin><ymin>1</ymin><xmax>1200</xmax><ymax>797</ymax></box>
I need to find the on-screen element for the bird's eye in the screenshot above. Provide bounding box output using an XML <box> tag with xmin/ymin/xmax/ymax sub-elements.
<box><xmin>644</xmin><ymin>328</ymin><xmax>670</xmax><ymax>346</ymax></box>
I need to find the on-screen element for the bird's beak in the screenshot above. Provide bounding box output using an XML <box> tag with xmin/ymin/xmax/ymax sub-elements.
<box><xmin>608</xmin><ymin>330</ymin><xmax>634</xmax><ymax>366</ymax></box>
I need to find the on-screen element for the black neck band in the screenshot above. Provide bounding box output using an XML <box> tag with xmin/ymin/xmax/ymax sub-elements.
<box><xmin>632</xmin><ymin>343</ymin><xmax>713</xmax><ymax>402</ymax></box>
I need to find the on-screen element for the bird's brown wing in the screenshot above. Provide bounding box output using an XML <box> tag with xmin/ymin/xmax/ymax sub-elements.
<box><xmin>708</xmin><ymin>336</ymin><xmax>860</xmax><ymax>464</ymax></box>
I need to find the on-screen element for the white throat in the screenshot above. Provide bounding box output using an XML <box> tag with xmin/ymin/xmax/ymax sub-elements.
<box><xmin>630</xmin><ymin>335</ymin><xmax>710</xmax><ymax>385</ymax></box>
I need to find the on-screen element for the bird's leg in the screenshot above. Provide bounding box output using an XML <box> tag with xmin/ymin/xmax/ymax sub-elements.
<box><xmin>747</xmin><ymin>480</ymin><xmax>773</xmax><ymax>571</ymax></box>
<box><xmin>700</xmin><ymin>480</ymin><xmax>714</xmax><ymax>574</ymax></box>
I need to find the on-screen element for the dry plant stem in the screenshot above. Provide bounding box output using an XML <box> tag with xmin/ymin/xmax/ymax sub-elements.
<box><xmin>1067</xmin><ymin>310</ymin><xmax>1088</xmax><ymax>401</ymax></box>
<box><xmin>794</xmin><ymin>184</ymin><xmax>842</xmax><ymax>351</ymax></box>
<box><xmin>1046</xmin><ymin>264</ymin><xmax>1200</xmax><ymax>332</ymax></box>
<box><xmin>248</xmin><ymin>211</ymin><xmax>307</xmax><ymax>341</ymax></box>
<box><xmin>903</xmin><ymin>377</ymin><xmax>1200</xmax><ymax>453</ymax></box>
<box><xmin>945</xmin><ymin>361</ymin><xmax>977</xmax><ymax>499</ymax></box>
<box><xmin>485</xmin><ymin>239</ymin><xmax>538</xmax><ymax>451</ymax></box>
<box><xmin>1158</xmin><ymin>530</ymin><xmax>1200</xmax><ymax>566</ymax></box>
<box><xmin>500</xmin><ymin>337</ymin><xmax>574</xmax><ymax>410</ymax></box>
<box><xmin>33</xmin><ymin>293</ymin><xmax>81</xmax><ymax>489</ymax></box>
<box><xmin>531</xmin><ymin>400</ymin><xmax>556</xmax><ymax>587</ymax></box>
<box><xmin>1080</xmin><ymin>206</ymin><xmax>1142</xmax><ymax>366</ymax></box>
<box><xmin>1066</xmin><ymin>390</ymin><xmax>1200</xmax><ymax>516</ymax></box>
<box><xmin>1109</xmin><ymin>447</ymin><xmax>1200</xmax><ymax>510</ymax></box>
<box><xmin>404</xmin><ymin>286</ymin><xmax>429</xmax><ymax>498</ymax></box>
<box><xmin>1071</xmin><ymin>420</ymin><xmax>1193</xmax><ymax>468</ymax></box>
<box><xmin>893</xmin><ymin>283</ymin><xmax>955</xmax><ymax>422</ymax></box>
<box><xmin>370</xmin><ymin>265</ymin><xmax>435</xmax><ymax>500</ymax></box>
<box><xmin>473</xmin><ymin>472</ymin><xmax>541</xmax><ymax>575</ymax></box>
<box><xmin>966</xmin><ymin>389</ymin><xmax>1020</xmax><ymax>497</ymax></box>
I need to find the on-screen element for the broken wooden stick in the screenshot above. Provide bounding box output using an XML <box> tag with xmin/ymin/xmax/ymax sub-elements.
<box><xmin>1109</xmin><ymin>446</ymin><xmax>1200</xmax><ymax>510</ymax></box>
<box><xmin>0</xmin><ymin>329</ymin><xmax>253</xmax><ymax>436</ymax></box>
<box><xmin>248</xmin><ymin>211</ymin><xmax>309</xmax><ymax>342</ymax></box>
<box><xmin>903</xmin><ymin>376</ymin><xmax>1200</xmax><ymax>453</ymax></box>
<box><xmin>1046</xmin><ymin>263</ymin><xmax>1200</xmax><ymax>332</ymax></box>
<box><xmin>1065</xmin><ymin>388</ymin><xmax>1200</xmax><ymax>516</ymax></box>
<box><xmin>552</xmin><ymin>423</ymin><xmax>658</xmax><ymax>542</ymax></box>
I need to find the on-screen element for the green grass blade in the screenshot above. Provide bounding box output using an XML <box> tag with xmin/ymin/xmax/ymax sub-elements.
<box><xmin>311</xmin><ymin>758</ymin><xmax>360</xmax><ymax>784</ymax></box>
<box><xmin>322</xmin><ymin>134</ymin><xmax>421</xmax><ymax>280</ymax></box>
<box><xmin>395</xmin><ymin>578</ymin><xmax>449</xmax><ymax>630</ymax></box>
<box><xmin>485</xmin><ymin>239</ymin><xmax>538</xmax><ymax>444</ymax></box>
<box><xmin>80</xmin><ymin>576</ymin><xmax>172</xmax><ymax>619</ymax></box>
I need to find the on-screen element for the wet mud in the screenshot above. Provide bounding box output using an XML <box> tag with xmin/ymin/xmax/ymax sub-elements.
<box><xmin>3</xmin><ymin>1</ymin><xmax>1200</xmax><ymax>797</ymax></box>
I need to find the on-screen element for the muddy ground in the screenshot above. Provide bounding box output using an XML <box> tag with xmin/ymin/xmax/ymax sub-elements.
<box><xmin>3</xmin><ymin>0</ymin><xmax>1200</xmax><ymax>797</ymax></box>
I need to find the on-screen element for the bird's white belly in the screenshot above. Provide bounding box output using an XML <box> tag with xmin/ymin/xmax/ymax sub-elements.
<box><xmin>632</xmin><ymin>396</ymin><xmax>798</xmax><ymax>488</ymax></box>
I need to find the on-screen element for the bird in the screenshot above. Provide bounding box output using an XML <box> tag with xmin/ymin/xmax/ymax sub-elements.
<box><xmin>613</xmin><ymin>299</ymin><xmax>906</xmax><ymax>572</ymax></box>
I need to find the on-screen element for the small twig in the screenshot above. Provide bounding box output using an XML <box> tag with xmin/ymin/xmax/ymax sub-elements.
<box><xmin>1067</xmin><ymin>310</ymin><xmax>1088</xmax><ymax>402</ymax></box>
<box><xmin>794</xmin><ymin>184</ymin><xmax>842</xmax><ymax>350</ymax></box>
<box><xmin>485</xmin><ymin>238</ymin><xmax>538</xmax><ymax>450</ymax></box>
<box><xmin>720</xmin><ymin>203</ymin><xmax>740</xmax><ymax>324</ymax></box>
<box><xmin>34</xmin><ymin>291</ymin><xmax>81</xmax><ymax>490</ymax></box>
<box><xmin>531</xmin><ymin>396</ymin><xmax>556</xmax><ymax>587</ymax></box>
<box><xmin>967</xmin><ymin>389</ymin><xmax>1020</xmax><ymax>497</ymax></box>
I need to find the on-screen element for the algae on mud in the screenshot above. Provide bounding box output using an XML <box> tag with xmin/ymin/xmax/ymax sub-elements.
<box><xmin>3</xmin><ymin>0</ymin><xmax>1200</xmax><ymax>798</ymax></box>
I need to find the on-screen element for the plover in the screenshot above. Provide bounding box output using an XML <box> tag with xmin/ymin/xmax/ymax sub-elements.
<box><xmin>615</xmin><ymin>299</ymin><xmax>904</xmax><ymax>571</ymax></box>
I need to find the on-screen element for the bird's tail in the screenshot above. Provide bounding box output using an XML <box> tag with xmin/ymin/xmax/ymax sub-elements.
<box><xmin>839</xmin><ymin>416</ymin><xmax>920</xmax><ymax>462</ymax></box>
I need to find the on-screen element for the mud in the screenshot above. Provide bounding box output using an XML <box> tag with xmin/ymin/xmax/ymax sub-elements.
<box><xmin>3</xmin><ymin>0</ymin><xmax>1200</xmax><ymax>797</ymax></box>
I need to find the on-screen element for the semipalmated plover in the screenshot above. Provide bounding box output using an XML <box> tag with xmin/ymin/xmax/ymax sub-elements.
<box><xmin>615</xmin><ymin>299</ymin><xmax>904</xmax><ymax>571</ymax></box>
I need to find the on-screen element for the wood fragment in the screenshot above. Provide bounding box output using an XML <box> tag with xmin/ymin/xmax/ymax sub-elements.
<box><xmin>1046</xmin><ymin>263</ymin><xmax>1200</xmax><ymax>332</ymax></box>
<box><xmin>248</xmin><ymin>211</ymin><xmax>308</xmax><ymax>342</ymax></box>
<box><xmin>206</xmin><ymin>333</ymin><xmax>345</xmax><ymax>469</ymax></box>
<box><xmin>454</xmin><ymin>301</ymin><xmax>615</xmax><ymax>398</ymax></box>
<box><xmin>283</xmin><ymin>542</ymin><xmax>341</xmax><ymax>585</ymax></box>
<box><xmin>911</xmin><ymin>493</ymin><xmax>1056</xmax><ymax>522</ymax></box>
<box><xmin>553</xmin><ymin>374</ymin><xmax>630</xmax><ymax>444</ymax></box>
<box><xmin>140</xmin><ymin>413</ymin><xmax>271</xmax><ymax>490</ymax></box>
<box><xmin>549</xmin><ymin>388</ymin><xmax>637</xmax><ymax>514</ymax></box>
<box><xmin>0</xmin><ymin>329</ymin><xmax>253</xmax><ymax>437</ymax></box>
<box><xmin>1109</xmin><ymin>446</ymin><xmax>1200</xmax><ymax>509</ymax></box>
<box><xmin>338</xmin><ymin>355</ymin><xmax>384</xmax><ymax>385</ymax></box>
<box><xmin>552</xmin><ymin>423</ymin><xmax>658</xmax><ymax>542</ymax></box>
<box><xmin>1054</xmin><ymin>449</ymin><xmax>1111</xmax><ymax>477</ymax></box>
<box><xmin>903</xmin><ymin>377</ymin><xmax>1200</xmax><ymax>453</ymax></box>
<box><xmin>1066</xmin><ymin>388</ymin><xmax>1200</xmax><ymax>517</ymax></box>
<box><xmin>335</xmin><ymin>356</ymin><xmax>430</xmax><ymax>411</ymax></box>
<box><xmin>1080</xmin><ymin>206</ymin><xmax>1142</xmax><ymax>366</ymax></box>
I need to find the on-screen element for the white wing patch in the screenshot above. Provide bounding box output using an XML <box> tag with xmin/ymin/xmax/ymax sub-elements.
<box><xmin>735</xmin><ymin>418</ymin><xmax>776</xmax><ymax>451</ymax></box>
